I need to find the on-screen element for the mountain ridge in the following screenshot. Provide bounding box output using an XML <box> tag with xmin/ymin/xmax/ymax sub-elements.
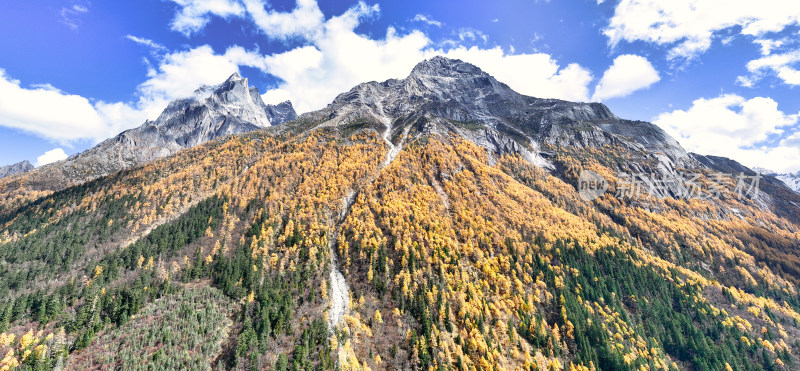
<box><xmin>0</xmin><ymin>73</ymin><xmax>296</xmax><ymax>195</ymax></box>
<box><xmin>294</xmin><ymin>56</ymin><xmax>694</xmax><ymax>173</ymax></box>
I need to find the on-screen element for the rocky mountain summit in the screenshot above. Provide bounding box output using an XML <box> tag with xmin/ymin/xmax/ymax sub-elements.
<box><xmin>295</xmin><ymin>56</ymin><xmax>694</xmax><ymax>173</ymax></box>
<box><xmin>0</xmin><ymin>160</ymin><xmax>33</xmax><ymax>179</ymax></box>
<box><xmin>3</xmin><ymin>73</ymin><xmax>296</xmax><ymax>191</ymax></box>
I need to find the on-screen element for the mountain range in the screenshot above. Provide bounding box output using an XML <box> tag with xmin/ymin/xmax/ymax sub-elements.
<box><xmin>0</xmin><ymin>57</ymin><xmax>799</xmax><ymax>371</ymax></box>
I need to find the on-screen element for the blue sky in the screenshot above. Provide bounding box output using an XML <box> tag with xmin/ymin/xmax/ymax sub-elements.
<box><xmin>1</xmin><ymin>0</ymin><xmax>799</xmax><ymax>172</ymax></box>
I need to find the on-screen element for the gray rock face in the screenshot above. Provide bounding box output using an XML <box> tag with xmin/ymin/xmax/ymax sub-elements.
<box><xmin>264</xmin><ymin>100</ymin><xmax>297</xmax><ymax>126</ymax></box>
<box><xmin>0</xmin><ymin>160</ymin><xmax>33</xmax><ymax>179</ymax></box>
<box><xmin>115</xmin><ymin>72</ymin><xmax>296</xmax><ymax>150</ymax></box>
<box><xmin>8</xmin><ymin>73</ymin><xmax>297</xmax><ymax>190</ymax></box>
<box><xmin>293</xmin><ymin>56</ymin><xmax>696</xmax><ymax>173</ymax></box>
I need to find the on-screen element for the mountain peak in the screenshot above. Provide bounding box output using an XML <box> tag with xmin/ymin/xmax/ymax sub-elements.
<box><xmin>311</xmin><ymin>55</ymin><xmax>693</xmax><ymax>175</ymax></box>
<box><xmin>0</xmin><ymin>160</ymin><xmax>33</xmax><ymax>179</ymax></box>
<box><xmin>225</xmin><ymin>72</ymin><xmax>243</xmax><ymax>82</ymax></box>
<box><xmin>410</xmin><ymin>56</ymin><xmax>486</xmax><ymax>78</ymax></box>
<box><xmin>10</xmin><ymin>74</ymin><xmax>297</xmax><ymax>190</ymax></box>
<box><xmin>152</xmin><ymin>73</ymin><xmax>294</xmax><ymax>146</ymax></box>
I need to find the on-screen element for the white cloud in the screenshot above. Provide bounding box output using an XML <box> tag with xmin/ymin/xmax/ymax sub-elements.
<box><xmin>412</xmin><ymin>14</ymin><xmax>442</xmax><ymax>27</ymax></box>
<box><xmin>592</xmin><ymin>54</ymin><xmax>659</xmax><ymax>101</ymax></box>
<box><xmin>168</xmin><ymin>0</ymin><xmax>245</xmax><ymax>36</ymax></box>
<box><xmin>457</xmin><ymin>28</ymin><xmax>488</xmax><ymax>44</ymax></box>
<box><xmin>740</xmin><ymin>50</ymin><xmax>800</xmax><ymax>87</ymax></box>
<box><xmin>654</xmin><ymin>94</ymin><xmax>800</xmax><ymax>172</ymax></box>
<box><xmin>604</xmin><ymin>0</ymin><xmax>800</xmax><ymax>59</ymax></box>
<box><xmin>0</xmin><ymin>69</ymin><xmax>107</xmax><ymax>141</ymax></box>
<box><xmin>36</xmin><ymin>148</ymin><xmax>68</xmax><ymax>167</ymax></box>
<box><xmin>260</xmin><ymin>26</ymin><xmax>431</xmax><ymax>112</ymax></box>
<box><xmin>126</xmin><ymin>35</ymin><xmax>167</xmax><ymax>52</ymax></box>
<box><xmin>0</xmin><ymin>68</ymin><xmax>155</xmax><ymax>143</ymax></box>
<box><xmin>243</xmin><ymin>0</ymin><xmax>326</xmax><ymax>40</ymax></box>
<box><xmin>754</xmin><ymin>38</ymin><xmax>786</xmax><ymax>56</ymax></box>
<box><xmin>605</xmin><ymin>1</ymin><xmax>800</xmax><ymax>89</ymax></box>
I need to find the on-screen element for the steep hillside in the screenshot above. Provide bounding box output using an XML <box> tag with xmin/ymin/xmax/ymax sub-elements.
<box><xmin>1</xmin><ymin>57</ymin><xmax>799</xmax><ymax>371</ymax></box>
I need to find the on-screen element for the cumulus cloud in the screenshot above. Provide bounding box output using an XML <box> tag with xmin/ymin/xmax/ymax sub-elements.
<box><xmin>605</xmin><ymin>0</ymin><xmax>800</xmax><ymax>88</ymax></box>
<box><xmin>604</xmin><ymin>0</ymin><xmax>800</xmax><ymax>59</ymax></box>
<box><xmin>0</xmin><ymin>69</ymin><xmax>108</xmax><ymax>141</ymax></box>
<box><xmin>654</xmin><ymin>94</ymin><xmax>800</xmax><ymax>172</ymax></box>
<box><xmin>740</xmin><ymin>50</ymin><xmax>800</xmax><ymax>87</ymax></box>
<box><xmin>754</xmin><ymin>38</ymin><xmax>786</xmax><ymax>56</ymax></box>
<box><xmin>168</xmin><ymin>0</ymin><xmax>245</xmax><ymax>36</ymax></box>
<box><xmin>592</xmin><ymin>54</ymin><xmax>659</xmax><ymax>101</ymax></box>
<box><xmin>412</xmin><ymin>14</ymin><xmax>442</xmax><ymax>27</ymax></box>
<box><xmin>36</xmin><ymin>148</ymin><xmax>68</xmax><ymax>166</ymax></box>
<box><xmin>259</xmin><ymin>26</ymin><xmax>430</xmax><ymax>111</ymax></box>
<box><xmin>242</xmin><ymin>0</ymin><xmax>327</xmax><ymax>40</ymax></box>
<box><xmin>0</xmin><ymin>68</ymin><xmax>153</xmax><ymax>143</ymax></box>
<box><xmin>262</xmin><ymin>41</ymin><xmax>595</xmax><ymax>112</ymax></box>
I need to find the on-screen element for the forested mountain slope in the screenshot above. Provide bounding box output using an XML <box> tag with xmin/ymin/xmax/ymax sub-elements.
<box><xmin>0</xmin><ymin>57</ymin><xmax>799</xmax><ymax>371</ymax></box>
